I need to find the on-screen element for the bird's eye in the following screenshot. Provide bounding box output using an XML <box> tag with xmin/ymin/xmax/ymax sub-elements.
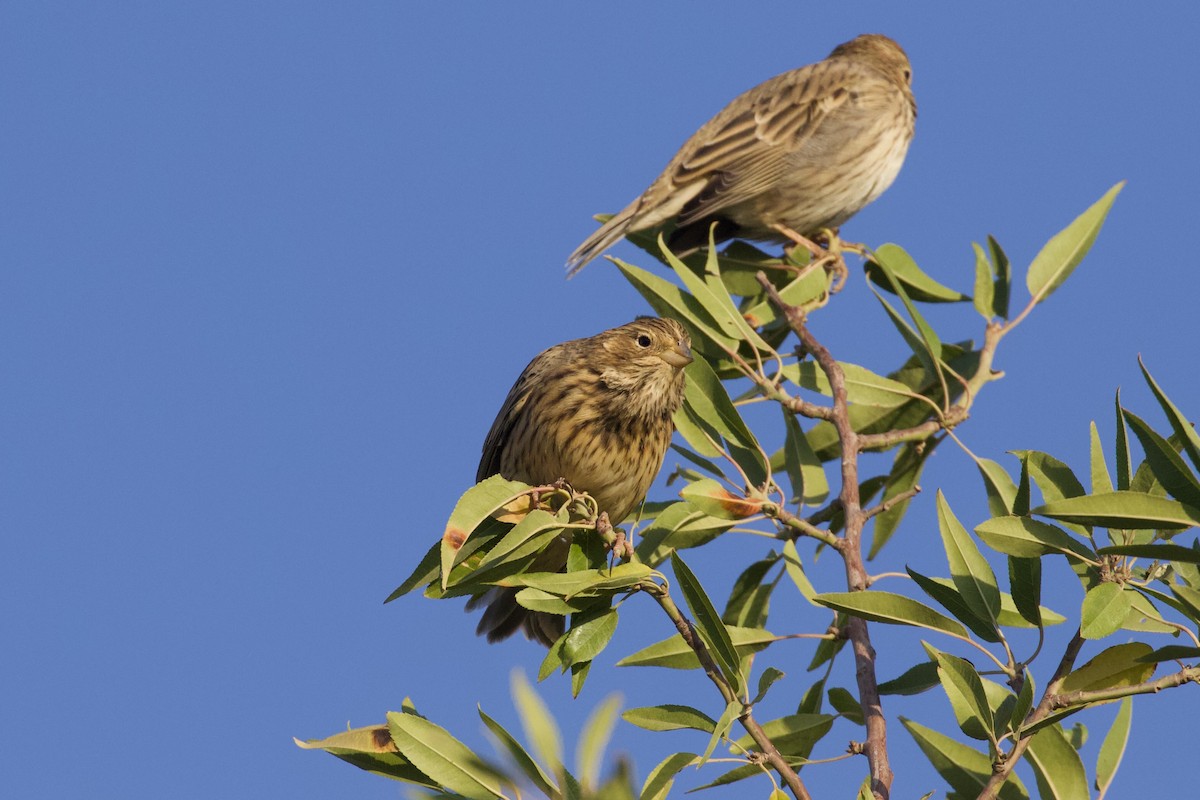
<box><xmin>636</xmin><ymin>333</ymin><xmax>653</xmax><ymax>348</ymax></box>
<box><xmin>902</xmin><ymin>68</ymin><xmax>912</xmax><ymax>83</ymax></box>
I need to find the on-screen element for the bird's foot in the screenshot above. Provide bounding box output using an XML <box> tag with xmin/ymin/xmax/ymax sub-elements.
<box><xmin>596</xmin><ymin>512</ymin><xmax>634</xmax><ymax>563</ymax></box>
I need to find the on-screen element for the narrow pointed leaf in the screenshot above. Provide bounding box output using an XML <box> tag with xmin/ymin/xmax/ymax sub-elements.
<box><xmin>478</xmin><ymin>708</ymin><xmax>559</xmax><ymax>800</ymax></box>
<box><xmin>639</xmin><ymin>752</ymin><xmax>700</xmax><ymax>800</ymax></box>
<box><xmin>699</xmin><ymin>701</ymin><xmax>737</xmax><ymax>765</ymax></box>
<box><xmin>972</xmin><ymin>241</ymin><xmax>996</xmax><ymax>320</ymax></box>
<box><xmin>387</xmin><ymin>711</ymin><xmax>508</xmax><ymax>800</ymax></box>
<box><xmin>1026</xmin><ymin>182</ymin><xmax>1123</xmax><ymax>303</ymax></box>
<box><xmin>1122</xmin><ymin>408</ymin><xmax>1200</xmax><ymax>506</ymax></box>
<box><xmin>1008</xmin><ymin>557</ymin><xmax>1043</xmax><ymax>627</ymax></box>
<box><xmin>1026</xmin><ymin>724</ymin><xmax>1090</xmax><ymax>800</ymax></box>
<box><xmin>1034</xmin><ymin>491</ymin><xmax>1200</xmax><ymax>530</ymax></box>
<box><xmin>511</xmin><ymin>672</ymin><xmax>563</xmax><ymax>771</ymax></box>
<box><xmin>975</xmin><ymin>516</ymin><xmax>1096</xmax><ymax>561</ymax></box>
<box><xmin>782</xmin><ymin>410</ymin><xmax>829</xmax><ymax>505</ymax></box>
<box><xmin>441</xmin><ymin>477</ymin><xmax>532</xmax><ymax>588</ymax></box>
<box><xmin>815</xmin><ymin>591</ymin><xmax>969</xmax><ymax>638</ymax></box>
<box><xmin>926</xmin><ymin>645</ymin><xmax>996</xmax><ymax>743</ymax></box>
<box><xmin>1095</xmin><ymin>698</ymin><xmax>1132</xmax><ymax>799</ymax></box>
<box><xmin>937</xmin><ymin>490</ymin><xmax>1001</xmax><ymax>622</ymax></box>
<box><xmin>1080</xmin><ymin>583</ymin><xmax>1131</xmax><ymax>640</ymax></box>
<box><xmin>901</xmin><ymin>718</ymin><xmax>1030</xmax><ymax>799</ymax></box>
<box><xmin>295</xmin><ymin>723</ymin><xmax>439</xmax><ymax>788</ymax></box>
<box><xmin>576</xmin><ymin>694</ymin><xmax>622</xmax><ymax>791</ymax></box>
<box><xmin>867</xmin><ymin>243</ymin><xmax>969</xmax><ymax>302</ymax></box>
<box><xmin>561</xmin><ymin>609</ymin><xmax>618</xmax><ymax>665</ymax></box>
<box><xmin>1060</xmin><ymin>642</ymin><xmax>1155</xmax><ymax>694</ymax></box>
<box><xmin>672</xmin><ymin>553</ymin><xmax>743</xmax><ymax>692</ymax></box>
<box><xmin>1139</xmin><ymin>357</ymin><xmax>1200</xmax><ymax>473</ymax></box>
<box><xmin>616</xmin><ymin>626</ymin><xmax>776</xmax><ymax>669</ymax></box>
<box><xmin>1090</xmin><ymin>422</ymin><xmax>1114</xmax><ymax>494</ymax></box>
<box><xmin>781</xmin><ymin>540</ymin><xmax>819</xmax><ymax>605</ymax></box>
<box><xmin>975</xmin><ymin>456</ymin><xmax>1018</xmax><ymax>516</ymax></box>
<box><xmin>622</xmin><ymin>704</ymin><xmax>716</xmax><ymax>733</ymax></box>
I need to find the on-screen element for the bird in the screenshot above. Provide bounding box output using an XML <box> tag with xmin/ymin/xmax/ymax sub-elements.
<box><xmin>566</xmin><ymin>33</ymin><xmax>916</xmax><ymax>275</ymax></box>
<box><xmin>468</xmin><ymin>317</ymin><xmax>692</xmax><ymax>646</ymax></box>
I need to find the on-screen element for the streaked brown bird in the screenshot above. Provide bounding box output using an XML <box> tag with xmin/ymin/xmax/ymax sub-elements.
<box><xmin>566</xmin><ymin>34</ymin><xmax>916</xmax><ymax>274</ymax></box>
<box><xmin>469</xmin><ymin>317</ymin><xmax>692</xmax><ymax>646</ymax></box>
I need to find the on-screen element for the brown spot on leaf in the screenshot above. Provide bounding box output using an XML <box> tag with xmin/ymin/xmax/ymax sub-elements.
<box><xmin>370</xmin><ymin>725</ymin><xmax>398</xmax><ymax>752</ymax></box>
<box><xmin>716</xmin><ymin>488</ymin><xmax>764</xmax><ymax>519</ymax></box>
<box><xmin>442</xmin><ymin>526</ymin><xmax>467</xmax><ymax>551</ymax></box>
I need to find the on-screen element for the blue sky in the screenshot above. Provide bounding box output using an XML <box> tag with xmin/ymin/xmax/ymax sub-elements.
<box><xmin>3</xmin><ymin>3</ymin><xmax>1198</xmax><ymax>798</ymax></box>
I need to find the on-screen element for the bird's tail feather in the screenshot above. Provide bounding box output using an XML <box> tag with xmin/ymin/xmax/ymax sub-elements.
<box><xmin>565</xmin><ymin>200</ymin><xmax>641</xmax><ymax>277</ymax></box>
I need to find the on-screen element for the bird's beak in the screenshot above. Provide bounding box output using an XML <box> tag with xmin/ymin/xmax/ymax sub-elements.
<box><xmin>660</xmin><ymin>339</ymin><xmax>693</xmax><ymax>368</ymax></box>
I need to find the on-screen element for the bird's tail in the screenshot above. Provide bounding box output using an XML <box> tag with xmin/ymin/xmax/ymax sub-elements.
<box><xmin>565</xmin><ymin>199</ymin><xmax>642</xmax><ymax>277</ymax></box>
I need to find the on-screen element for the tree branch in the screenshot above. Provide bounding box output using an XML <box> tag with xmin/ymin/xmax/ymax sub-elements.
<box><xmin>757</xmin><ymin>272</ymin><xmax>893</xmax><ymax>799</ymax></box>
<box><xmin>646</xmin><ymin>584</ymin><xmax>813</xmax><ymax>800</ymax></box>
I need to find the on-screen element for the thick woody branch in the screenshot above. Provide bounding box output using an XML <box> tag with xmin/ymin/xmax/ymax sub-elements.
<box><xmin>758</xmin><ymin>272</ymin><xmax>893</xmax><ymax>799</ymax></box>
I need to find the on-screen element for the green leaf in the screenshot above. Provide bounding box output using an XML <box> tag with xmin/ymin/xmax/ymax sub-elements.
<box><xmin>907</xmin><ymin>569</ymin><xmax>1001</xmax><ymax>643</ymax></box>
<box><xmin>622</xmin><ymin>704</ymin><xmax>716</xmax><ymax>733</ymax></box>
<box><xmin>616</xmin><ymin>626</ymin><xmax>776</xmax><ymax>669</ymax></box>
<box><xmin>562</xmin><ymin>608</ymin><xmax>618</xmax><ymax>665</ymax></box>
<box><xmin>926</xmin><ymin>644</ymin><xmax>997</xmax><ymax>743</ymax></box>
<box><xmin>1139</xmin><ymin>357</ymin><xmax>1200</xmax><ymax>474</ymax></box>
<box><xmin>1026</xmin><ymin>724</ymin><xmax>1090</xmax><ymax>800</ymax></box>
<box><xmin>1122</xmin><ymin>408</ymin><xmax>1200</xmax><ymax>507</ymax></box>
<box><xmin>753</xmin><ymin>667</ymin><xmax>786</xmax><ymax>704</ymax></box>
<box><xmin>387</xmin><ymin>711</ymin><xmax>508</xmax><ymax>800</ymax></box>
<box><xmin>672</xmin><ymin>553</ymin><xmax>743</xmax><ymax>692</ymax></box>
<box><xmin>469</xmin><ymin>509</ymin><xmax>568</xmax><ymax>577</ymax></box>
<box><xmin>937</xmin><ymin>490</ymin><xmax>1001</xmax><ymax>623</ymax></box>
<box><xmin>781</xmin><ymin>540</ymin><xmax>819</xmax><ymax>605</ymax></box>
<box><xmin>699</xmin><ymin>700</ymin><xmax>737</xmax><ymax>765</ymax></box>
<box><xmin>1034</xmin><ymin>491</ymin><xmax>1200</xmax><ymax>530</ymax></box>
<box><xmin>511</xmin><ymin>671</ymin><xmax>563</xmax><ymax>772</ymax></box>
<box><xmin>440</xmin><ymin>476</ymin><xmax>532</xmax><ymax>589</ymax></box>
<box><xmin>878</xmin><ymin>660</ymin><xmax>940</xmax><ymax>696</ymax></box>
<box><xmin>827</xmin><ymin>686</ymin><xmax>864</xmax><ymax>725</ymax></box>
<box><xmin>681</xmin><ymin>356</ymin><xmax>768</xmax><ymax>486</ymax></box>
<box><xmin>722</xmin><ymin>557</ymin><xmax>778</xmax><ymax>628</ymax></box>
<box><xmin>638</xmin><ymin>752</ymin><xmax>699</xmax><ymax>800</ymax></box>
<box><xmin>781</xmin><ymin>360</ymin><xmax>916</xmax><ymax>408</ymax></box>
<box><xmin>975</xmin><ymin>456</ymin><xmax>1018</xmax><ymax>517</ymax></box>
<box><xmin>576</xmin><ymin>694</ymin><xmax>622</xmax><ymax>791</ymax></box>
<box><xmin>870</xmin><ymin>283</ymin><xmax>942</xmax><ymax>383</ymax></box>
<box><xmin>731</xmin><ymin>713</ymin><xmax>835</xmax><ymax>757</ymax></box>
<box><xmin>660</xmin><ymin>232</ymin><xmax>772</xmax><ymax>351</ymax></box>
<box><xmin>974</xmin><ymin>516</ymin><xmax>1096</xmax><ymax>561</ymax></box>
<box><xmin>1114</xmin><ymin>390</ymin><xmax>1132</xmax><ymax>491</ymax></box>
<box><xmin>294</xmin><ymin>723</ymin><xmax>440</xmax><ymax>788</ymax></box>
<box><xmin>1095</xmin><ymin>698</ymin><xmax>1132</xmax><ymax>799</ymax></box>
<box><xmin>781</xmin><ymin>409</ymin><xmax>830</xmax><ymax>506</ymax></box>
<box><xmin>1090</xmin><ymin>422</ymin><xmax>1114</xmax><ymax>495</ymax></box>
<box><xmin>1008</xmin><ymin>557</ymin><xmax>1043</xmax><ymax>627</ymax></box>
<box><xmin>478</xmin><ymin>708</ymin><xmax>559</xmax><ymax>800</ymax></box>
<box><xmin>1098</xmin><ymin>542</ymin><xmax>1200</xmax><ymax>563</ymax></box>
<box><xmin>1025</xmin><ymin>182</ymin><xmax>1124</xmax><ymax>304</ymax></box>
<box><xmin>388</xmin><ymin>540</ymin><xmax>443</xmax><ymax>601</ymax></box>
<box><xmin>1080</xmin><ymin>583</ymin><xmax>1132</xmax><ymax>640</ymax></box>
<box><xmin>498</xmin><ymin>563</ymin><xmax>652</xmax><ymax>598</ymax></box>
<box><xmin>635</xmin><ymin>501</ymin><xmax>735</xmax><ymax>566</ymax></box>
<box><xmin>973</xmin><ymin>236</ymin><xmax>1011</xmax><ymax>319</ymax></box>
<box><xmin>1060</xmin><ymin>642</ymin><xmax>1155</xmax><ymax>694</ymax></box>
<box><xmin>972</xmin><ymin>241</ymin><xmax>995</xmax><ymax>320</ymax></box>
<box><xmin>901</xmin><ymin>718</ymin><xmax>1030</xmax><ymax>799</ymax></box>
<box><xmin>814</xmin><ymin>590</ymin><xmax>969</xmax><ymax>639</ymax></box>
<box><xmin>1009</xmin><ymin>670</ymin><xmax>1036</xmax><ymax>735</ymax></box>
<box><xmin>867</xmin><ymin>243</ymin><xmax>970</xmax><ymax>302</ymax></box>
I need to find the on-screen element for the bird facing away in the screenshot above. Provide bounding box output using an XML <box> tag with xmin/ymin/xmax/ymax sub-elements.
<box><xmin>566</xmin><ymin>33</ymin><xmax>916</xmax><ymax>274</ymax></box>
<box><xmin>469</xmin><ymin>317</ymin><xmax>692</xmax><ymax>646</ymax></box>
